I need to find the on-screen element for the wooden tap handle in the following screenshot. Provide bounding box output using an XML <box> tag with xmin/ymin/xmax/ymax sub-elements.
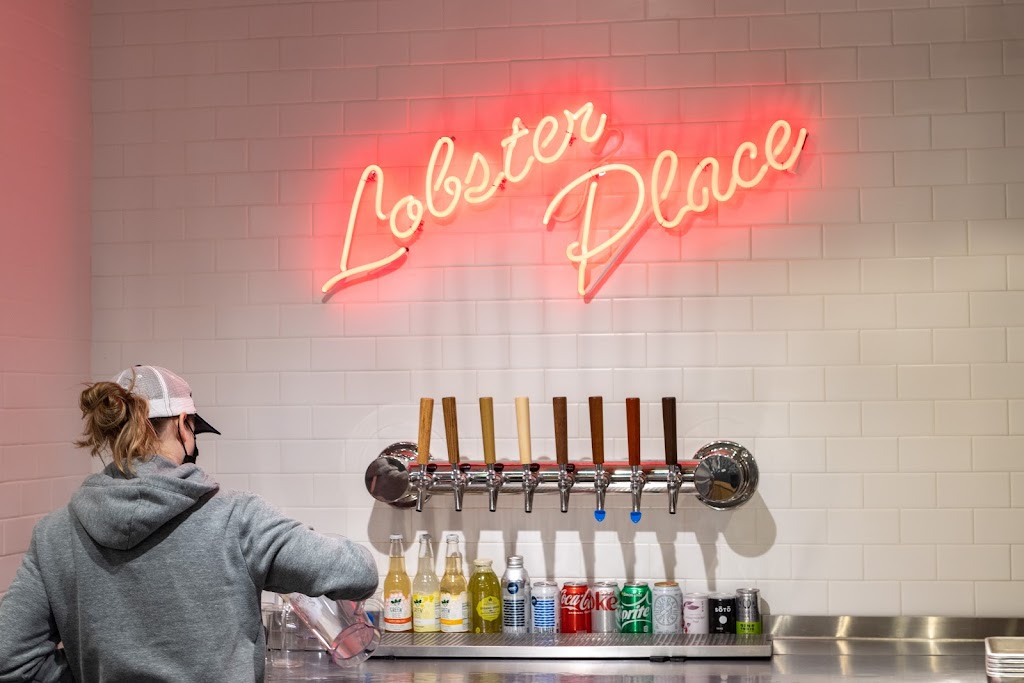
<box><xmin>479</xmin><ymin>397</ymin><xmax>496</xmax><ymax>465</ymax></box>
<box><xmin>416</xmin><ymin>398</ymin><xmax>434</xmax><ymax>466</ymax></box>
<box><xmin>515</xmin><ymin>396</ymin><xmax>532</xmax><ymax>465</ymax></box>
<box><xmin>553</xmin><ymin>397</ymin><xmax>569</xmax><ymax>466</ymax></box>
<box><xmin>662</xmin><ymin>397</ymin><xmax>678</xmax><ymax>467</ymax></box>
<box><xmin>442</xmin><ymin>396</ymin><xmax>460</xmax><ymax>465</ymax></box>
<box><xmin>588</xmin><ymin>396</ymin><xmax>604</xmax><ymax>465</ymax></box>
<box><xmin>626</xmin><ymin>397</ymin><xmax>641</xmax><ymax>467</ymax></box>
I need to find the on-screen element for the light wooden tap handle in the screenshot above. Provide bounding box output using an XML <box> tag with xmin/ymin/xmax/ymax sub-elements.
<box><xmin>626</xmin><ymin>397</ymin><xmax>641</xmax><ymax>467</ymax></box>
<box><xmin>479</xmin><ymin>397</ymin><xmax>496</xmax><ymax>465</ymax></box>
<box><xmin>416</xmin><ymin>398</ymin><xmax>434</xmax><ymax>466</ymax></box>
<box><xmin>515</xmin><ymin>396</ymin><xmax>532</xmax><ymax>465</ymax></box>
<box><xmin>442</xmin><ymin>396</ymin><xmax>460</xmax><ymax>466</ymax></box>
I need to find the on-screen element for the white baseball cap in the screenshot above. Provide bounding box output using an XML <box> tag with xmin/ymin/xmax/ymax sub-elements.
<box><xmin>113</xmin><ymin>365</ymin><xmax>221</xmax><ymax>435</ymax></box>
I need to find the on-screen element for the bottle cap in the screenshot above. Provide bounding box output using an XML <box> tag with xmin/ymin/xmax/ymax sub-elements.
<box><xmin>420</xmin><ymin>532</ymin><xmax>432</xmax><ymax>541</ymax></box>
<box><xmin>446</xmin><ymin>534</ymin><xmax>459</xmax><ymax>542</ymax></box>
<box><xmin>473</xmin><ymin>558</ymin><xmax>492</xmax><ymax>567</ymax></box>
<box><xmin>389</xmin><ymin>533</ymin><xmax>403</xmax><ymax>540</ymax></box>
<box><xmin>506</xmin><ymin>555</ymin><xmax>523</xmax><ymax>566</ymax></box>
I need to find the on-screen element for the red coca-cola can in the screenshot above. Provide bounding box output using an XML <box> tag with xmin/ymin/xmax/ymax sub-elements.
<box><xmin>560</xmin><ymin>581</ymin><xmax>593</xmax><ymax>633</ymax></box>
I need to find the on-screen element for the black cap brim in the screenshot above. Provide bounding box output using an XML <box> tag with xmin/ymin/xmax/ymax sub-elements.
<box><xmin>192</xmin><ymin>413</ymin><xmax>221</xmax><ymax>436</ymax></box>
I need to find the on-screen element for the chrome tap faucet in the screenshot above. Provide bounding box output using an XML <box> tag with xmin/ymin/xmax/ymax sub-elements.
<box><xmin>626</xmin><ymin>397</ymin><xmax>645</xmax><ymax>523</ymax></box>
<box><xmin>479</xmin><ymin>397</ymin><xmax>502</xmax><ymax>511</ymax></box>
<box><xmin>589</xmin><ymin>396</ymin><xmax>609</xmax><ymax>522</ymax></box>
<box><xmin>515</xmin><ymin>397</ymin><xmax>540</xmax><ymax>513</ymax></box>
<box><xmin>662</xmin><ymin>397</ymin><xmax>683</xmax><ymax>514</ymax></box>
<box><xmin>441</xmin><ymin>397</ymin><xmax>467</xmax><ymax>512</ymax></box>
<box><xmin>414</xmin><ymin>398</ymin><xmax>434</xmax><ymax>513</ymax></box>
<box><xmin>553</xmin><ymin>396</ymin><xmax>574</xmax><ymax>513</ymax></box>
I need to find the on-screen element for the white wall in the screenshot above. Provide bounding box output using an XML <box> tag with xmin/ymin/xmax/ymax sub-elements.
<box><xmin>0</xmin><ymin>1</ymin><xmax>93</xmax><ymax>598</ymax></box>
<box><xmin>88</xmin><ymin>0</ymin><xmax>1024</xmax><ymax>616</ymax></box>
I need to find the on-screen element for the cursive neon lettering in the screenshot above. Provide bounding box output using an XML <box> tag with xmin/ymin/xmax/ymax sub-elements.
<box><xmin>501</xmin><ymin>117</ymin><xmax>535</xmax><ymax>184</ymax></box>
<box><xmin>425</xmin><ymin>137</ymin><xmax>461</xmax><ymax>219</ymax></box>
<box><xmin>320</xmin><ymin>104</ymin><xmax>808</xmax><ymax>300</ymax></box>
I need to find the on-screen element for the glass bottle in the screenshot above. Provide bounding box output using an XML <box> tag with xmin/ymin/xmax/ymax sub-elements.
<box><xmin>439</xmin><ymin>534</ymin><xmax>469</xmax><ymax>632</ymax></box>
<box><xmin>469</xmin><ymin>559</ymin><xmax>502</xmax><ymax>633</ymax></box>
<box><xmin>383</xmin><ymin>533</ymin><xmax>412</xmax><ymax>632</ymax></box>
<box><xmin>412</xmin><ymin>533</ymin><xmax>441</xmax><ymax>632</ymax></box>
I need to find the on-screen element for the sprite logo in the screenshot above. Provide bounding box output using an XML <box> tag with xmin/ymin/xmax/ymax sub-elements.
<box><xmin>620</xmin><ymin>591</ymin><xmax>651</xmax><ymax>628</ymax></box>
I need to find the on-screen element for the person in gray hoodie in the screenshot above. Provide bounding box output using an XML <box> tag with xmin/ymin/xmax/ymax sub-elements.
<box><xmin>0</xmin><ymin>366</ymin><xmax>380</xmax><ymax>682</ymax></box>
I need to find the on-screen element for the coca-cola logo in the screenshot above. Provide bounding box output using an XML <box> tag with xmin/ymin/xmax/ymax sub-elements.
<box><xmin>594</xmin><ymin>592</ymin><xmax>618</xmax><ymax>611</ymax></box>
<box><xmin>560</xmin><ymin>589</ymin><xmax>594</xmax><ymax>613</ymax></box>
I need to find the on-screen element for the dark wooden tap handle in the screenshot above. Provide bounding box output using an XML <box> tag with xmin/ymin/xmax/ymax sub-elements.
<box><xmin>553</xmin><ymin>397</ymin><xmax>569</xmax><ymax>466</ymax></box>
<box><xmin>588</xmin><ymin>396</ymin><xmax>604</xmax><ymax>465</ymax></box>
<box><xmin>626</xmin><ymin>397</ymin><xmax>641</xmax><ymax>467</ymax></box>
<box><xmin>662</xmin><ymin>397</ymin><xmax>678</xmax><ymax>467</ymax></box>
<box><xmin>442</xmin><ymin>396</ymin><xmax>460</xmax><ymax>465</ymax></box>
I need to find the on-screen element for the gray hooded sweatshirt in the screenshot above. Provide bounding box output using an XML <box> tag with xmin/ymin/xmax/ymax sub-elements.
<box><xmin>0</xmin><ymin>456</ymin><xmax>379</xmax><ymax>682</ymax></box>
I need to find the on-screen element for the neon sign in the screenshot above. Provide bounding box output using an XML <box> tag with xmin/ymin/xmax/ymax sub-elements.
<box><xmin>321</xmin><ymin>103</ymin><xmax>807</xmax><ymax>300</ymax></box>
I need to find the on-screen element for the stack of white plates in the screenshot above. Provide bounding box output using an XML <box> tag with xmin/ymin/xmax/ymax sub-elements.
<box><xmin>987</xmin><ymin>637</ymin><xmax>1024</xmax><ymax>679</ymax></box>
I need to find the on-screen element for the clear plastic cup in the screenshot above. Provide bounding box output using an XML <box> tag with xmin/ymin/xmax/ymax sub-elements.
<box><xmin>283</xmin><ymin>594</ymin><xmax>381</xmax><ymax>668</ymax></box>
<box><xmin>266</xmin><ymin>604</ymin><xmax>304</xmax><ymax>669</ymax></box>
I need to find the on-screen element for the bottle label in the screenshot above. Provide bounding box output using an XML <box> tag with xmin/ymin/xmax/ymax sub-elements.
<box><xmin>736</xmin><ymin>620</ymin><xmax>762</xmax><ymax>635</ymax></box>
<box><xmin>476</xmin><ymin>595</ymin><xmax>500</xmax><ymax>622</ymax></box>
<box><xmin>384</xmin><ymin>591</ymin><xmax>412</xmax><ymax>632</ymax></box>
<box><xmin>440</xmin><ymin>591</ymin><xmax>469</xmax><ymax>632</ymax></box>
<box><xmin>412</xmin><ymin>592</ymin><xmax>440</xmax><ymax>631</ymax></box>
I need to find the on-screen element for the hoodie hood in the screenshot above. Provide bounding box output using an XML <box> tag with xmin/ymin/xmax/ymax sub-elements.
<box><xmin>69</xmin><ymin>455</ymin><xmax>220</xmax><ymax>550</ymax></box>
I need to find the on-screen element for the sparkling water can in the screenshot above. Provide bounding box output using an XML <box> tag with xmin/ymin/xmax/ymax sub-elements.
<box><xmin>591</xmin><ymin>581</ymin><xmax>619</xmax><ymax>633</ymax></box>
<box><xmin>683</xmin><ymin>593</ymin><xmax>709</xmax><ymax>634</ymax></box>
<box><xmin>709</xmin><ymin>593</ymin><xmax>736</xmax><ymax>634</ymax></box>
<box><xmin>618</xmin><ymin>582</ymin><xmax>652</xmax><ymax>634</ymax></box>
<box><xmin>531</xmin><ymin>581</ymin><xmax>558</xmax><ymax>634</ymax></box>
<box><xmin>652</xmin><ymin>582</ymin><xmax>682</xmax><ymax>634</ymax></box>
<box><xmin>559</xmin><ymin>581</ymin><xmax>593</xmax><ymax>634</ymax></box>
<box><xmin>735</xmin><ymin>588</ymin><xmax>762</xmax><ymax>635</ymax></box>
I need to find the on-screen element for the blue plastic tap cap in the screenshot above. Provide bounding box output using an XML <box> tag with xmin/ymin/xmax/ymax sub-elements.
<box><xmin>630</xmin><ymin>511</ymin><xmax>642</xmax><ymax>524</ymax></box>
<box><xmin>594</xmin><ymin>509</ymin><xmax>606</xmax><ymax>522</ymax></box>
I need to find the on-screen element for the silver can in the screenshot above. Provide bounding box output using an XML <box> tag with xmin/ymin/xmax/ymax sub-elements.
<box><xmin>652</xmin><ymin>582</ymin><xmax>682</xmax><ymax>634</ymax></box>
<box><xmin>531</xmin><ymin>581</ymin><xmax>558</xmax><ymax>633</ymax></box>
<box><xmin>735</xmin><ymin>588</ymin><xmax>762</xmax><ymax>635</ymax></box>
<box><xmin>591</xmin><ymin>581</ymin><xmax>619</xmax><ymax>633</ymax></box>
<box><xmin>683</xmin><ymin>592</ymin><xmax>709</xmax><ymax>634</ymax></box>
<box><xmin>501</xmin><ymin>556</ymin><xmax>530</xmax><ymax>635</ymax></box>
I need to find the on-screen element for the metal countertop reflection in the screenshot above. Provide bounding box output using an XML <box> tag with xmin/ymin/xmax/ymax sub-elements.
<box><xmin>264</xmin><ymin>651</ymin><xmax>989</xmax><ymax>682</ymax></box>
<box><xmin>264</xmin><ymin>616</ymin><xmax>1022</xmax><ymax>682</ymax></box>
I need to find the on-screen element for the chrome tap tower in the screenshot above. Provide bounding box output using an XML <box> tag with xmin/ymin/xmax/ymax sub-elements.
<box><xmin>365</xmin><ymin>395</ymin><xmax>760</xmax><ymax>516</ymax></box>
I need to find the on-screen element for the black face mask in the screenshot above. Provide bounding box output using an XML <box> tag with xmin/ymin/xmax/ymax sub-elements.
<box><xmin>180</xmin><ymin>422</ymin><xmax>198</xmax><ymax>464</ymax></box>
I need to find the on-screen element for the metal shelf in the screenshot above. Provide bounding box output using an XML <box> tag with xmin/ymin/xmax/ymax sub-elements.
<box><xmin>374</xmin><ymin>632</ymin><xmax>772</xmax><ymax>660</ymax></box>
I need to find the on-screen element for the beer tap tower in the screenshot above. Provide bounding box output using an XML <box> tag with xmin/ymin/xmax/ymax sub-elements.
<box><xmin>366</xmin><ymin>395</ymin><xmax>760</xmax><ymax>516</ymax></box>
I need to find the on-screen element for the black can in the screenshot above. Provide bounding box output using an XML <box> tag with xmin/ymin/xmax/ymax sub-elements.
<box><xmin>708</xmin><ymin>592</ymin><xmax>736</xmax><ymax>634</ymax></box>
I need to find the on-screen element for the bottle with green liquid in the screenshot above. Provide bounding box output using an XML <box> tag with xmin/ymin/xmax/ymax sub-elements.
<box><xmin>469</xmin><ymin>559</ymin><xmax>501</xmax><ymax>633</ymax></box>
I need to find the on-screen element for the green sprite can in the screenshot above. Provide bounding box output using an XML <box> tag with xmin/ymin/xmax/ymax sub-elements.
<box><xmin>618</xmin><ymin>581</ymin><xmax>652</xmax><ymax>634</ymax></box>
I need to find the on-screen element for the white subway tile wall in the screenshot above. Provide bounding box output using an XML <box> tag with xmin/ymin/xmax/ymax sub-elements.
<box><xmin>0</xmin><ymin>2</ymin><xmax>93</xmax><ymax>599</ymax></box>
<box><xmin>49</xmin><ymin>0</ymin><xmax>1024</xmax><ymax>615</ymax></box>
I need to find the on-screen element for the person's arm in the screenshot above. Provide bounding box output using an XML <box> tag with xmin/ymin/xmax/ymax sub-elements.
<box><xmin>235</xmin><ymin>494</ymin><xmax>379</xmax><ymax>600</ymax></box>
<box><xmin>0</xmin><ymin>537</ymin><xmax>71</xmax><ymax>683</ymax></box>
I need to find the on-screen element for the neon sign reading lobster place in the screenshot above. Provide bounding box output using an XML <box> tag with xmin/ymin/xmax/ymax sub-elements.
<box><xmin>321</xmin><ymin>102</ymin><xmax>807</xmax><ymax>299</ymax></box>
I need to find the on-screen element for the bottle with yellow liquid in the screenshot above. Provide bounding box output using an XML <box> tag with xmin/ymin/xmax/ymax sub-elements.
<box><xmin>439</xmin><ymin>534</ymin><xmax>469</xmax><ymax>632</ymax></box>
<box><xmin>412</xmin><ymin>533</ymin><xmax>440</xmax><ymax>632</ymax></box>
<box><xmin>470</xmin><ymin>559</ymin><xmax>501</xmax><ymax>633</ymax></box>
<box><xmin>383</xmin><ymin>533</ymin><xmax>412</xmax><ymax>633</ymax></box>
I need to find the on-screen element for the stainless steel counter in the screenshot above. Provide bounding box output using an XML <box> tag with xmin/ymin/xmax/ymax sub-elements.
<box><xmin>264</xmin><ymin>616</ymin><xmax>1022</xmax><ymax>682</ymax></box>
